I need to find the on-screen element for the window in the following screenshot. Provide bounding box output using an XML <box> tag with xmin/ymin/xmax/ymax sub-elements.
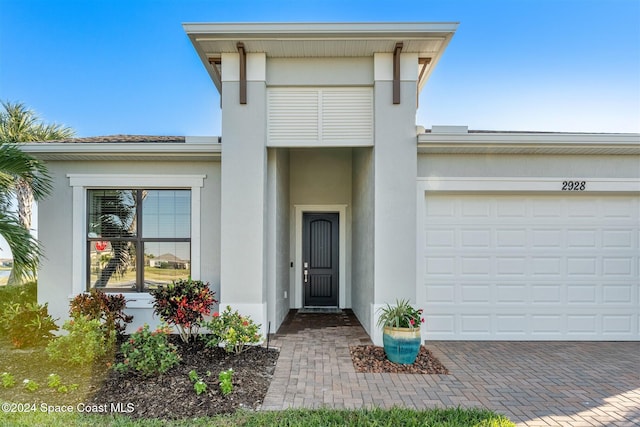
<box><xmin>87</xmin><ymin>189</ymin><xmax>191</xmax><ymax>292</ymax></box>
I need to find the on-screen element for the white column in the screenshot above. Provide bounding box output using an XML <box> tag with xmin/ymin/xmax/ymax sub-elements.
<box><xmin>371</xmin><ymin>52</ymin><xmax>419</xmax><ymax>345</ymax></box>
<box><xmin>220</xmin><ymin>53</ymin><xmax>269</xmax><ymax>333</ymax></box>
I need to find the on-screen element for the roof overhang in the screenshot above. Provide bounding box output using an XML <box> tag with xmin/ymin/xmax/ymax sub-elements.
<box><xmin>418</xmin><ymin>131</ymin><xmax>640</xmax><ymax>155</ymax></box>
<box><xmin>21</xmin><ymin>143</ymin><xmax>222</xmax><ymax>161</ymax></box>
<box><xmin>183</xmin><ymin>22</ymin><xmax>458</xmax><ymax>93</ymax></box>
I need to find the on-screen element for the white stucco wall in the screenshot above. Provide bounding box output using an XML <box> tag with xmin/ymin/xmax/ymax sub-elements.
<box><xmin>220</xmin><ymin>52</ymin><xmax>269</xmax><ymax>333</ymax></box>
<box><xmin>351</xmin><ymin>147</ymin><xmax>375</xmax><ymax>335</ymax></box>
<box><xmin>37</xmin><ymin>160</ymin><xmax>221</xmax><ymax>333</ymax></box>
<box><xmin>267</xmin><ymin>57</ymin><xmax>374</xmax><ymax>86</ymax></box>
<box><xmin>418</xmin><ymin>154</ymin><xmax>640</xmax><ymax>179</ymax></box>
<box><xmin>370</xmin><ymin>54</ymin><xmax>419</xmax><ymax>345</ymax></box>
<box><xmin>266</xmin><ymin>148</ymin><xmax>291</xmax><ymax>334</ymax></box>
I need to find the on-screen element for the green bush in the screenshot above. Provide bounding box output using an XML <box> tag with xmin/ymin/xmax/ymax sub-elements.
<box><xmin>46</xmin><ymin>315</ymin><xmax>115</xmax><ymax>366</ymax></box>
<box><xmin>0</xmin><ymin>281</ymin><xmax>37</xmax><ymax>309</ymax></box>
<box><xmin>204</xmin><ymin>306</ymin><xmax>262</xmax><ymax>354</ymax></box>
<box><xmin>69</xmin><ymin>288</ymin><xmax>133</xmax><ymax>336</ymax></box>
<box><xmin>0</xmin><ymin>302</ymin><xmax>58</xmax><ymax>348</ymax></box>
<box><xmin>149</xmin><ymin>278</ymin><xmax>216</xmax><ymax>343</ymax></box>
<box><xmin>115</xmin><ymin>324</ymin><xmax>180</xmax><ymax>376</ymax></box>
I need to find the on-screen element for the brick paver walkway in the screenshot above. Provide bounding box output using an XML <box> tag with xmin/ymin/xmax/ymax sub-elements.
<box><xmin>262</xmin><ymin>310</ymin><xmax>640</xmax><ymax>426</ymax></box>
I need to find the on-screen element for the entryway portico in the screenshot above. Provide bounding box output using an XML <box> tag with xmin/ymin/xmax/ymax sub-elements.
<box><xmin>185</xmin><ymin>22</ymin><xmax>458</xmax><ymax>344</ymax></box>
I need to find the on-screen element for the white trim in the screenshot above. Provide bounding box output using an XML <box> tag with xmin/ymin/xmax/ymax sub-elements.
<box><xmin>294</xmin><ymin>205</ymin><xmax>347</xmax><ymax>309</ymax></box>
<box><xmin>418</xmin><ymin>177</ymin><xmax>640</xmax><ymax>193</ymax></box>
<box><xmin>23</xmin><ymin>143</ymin><xmax>222</xmax><ymax>161</ymax></box>
<box><xmin>68</xmin><ymin>174</ymin><xmax>206</xmax><ymax>297</ymax></box>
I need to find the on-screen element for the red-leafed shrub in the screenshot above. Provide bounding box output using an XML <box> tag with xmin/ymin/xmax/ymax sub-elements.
<box><xmin>149</xmin><ymin>279</ymin><xmax>216</xmax><ymax>342</ymax></box>
<box><xmin>70</xmin><ymin>288</ymin><xmax>133</xmax><ymax>336</ymax></box>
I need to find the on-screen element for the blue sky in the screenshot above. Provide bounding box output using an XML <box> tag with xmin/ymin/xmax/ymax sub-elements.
<box><xmin>0</xmin><ymin>0</ymin><xmax>639</xmax><ymax>258</ymax></box>
<box><xmin>1</xmin><ymin>0</ymin><xmax>639</xmax><ymax>137</ymax></box>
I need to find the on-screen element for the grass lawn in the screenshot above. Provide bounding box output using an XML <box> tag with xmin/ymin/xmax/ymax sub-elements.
<box><xmin>1</xmin><ymin>407</ymin><xmax>515</xmax><ymax>426</ymax></box>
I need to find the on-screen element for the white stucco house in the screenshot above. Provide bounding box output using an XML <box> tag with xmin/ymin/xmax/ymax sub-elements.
<box><xmin>26</xmin><ymin>22</ymin><xmax>639</xmax><ymax>344</ymax></box>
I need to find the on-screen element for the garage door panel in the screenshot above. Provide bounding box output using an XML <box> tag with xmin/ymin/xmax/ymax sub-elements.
<box><xmin>423</xmin><ymin>194</ymin><xmax>639</xmax><ymax>340</ymax></box>
<box><xmin>603</xmin><ymin>257</ymin><xmax>633</xmax><ymax>276</ymax></box>
<box><xmin>602</xmin><ymin>230</ymin><xmax>633</xmax><ymax>248</ymax></box>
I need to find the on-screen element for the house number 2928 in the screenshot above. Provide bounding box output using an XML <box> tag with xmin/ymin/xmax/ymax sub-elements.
<box><xmin>561</xmin><ymin>181</ymin><xmax>586</xmax><ymax>191</ymax></box>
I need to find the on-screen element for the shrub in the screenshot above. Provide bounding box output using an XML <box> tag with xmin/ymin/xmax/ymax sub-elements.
<box><xmin>0</xmin><ymin>281</ymin><xmax>37</xmax><ymax>310</ymax></box>
<box><xmin>69</xmin><ymin>289</ymin><xmax>133</xmax><ymax>336</ymax></box>
<box><xmin>46</xmin><ymin>316</ymin><xmax>115</xmax><ymax>367</ymax></box>
<box><xmin>114</xmin><ymin>324</ymin><xmax>180</xmax><ymax>376</ymax></box>
<box><xmin>204</xmin><ymin>306</ymin><xmax>262</xmax><ymax>354</ymax></box>
<box><xmin>149</xmin><ymin>278</ymin><xmax>216</xmax><ymax>343</ymax></box>
<box><xmin>0</xmin><ymin>302</ymin><xmax>58</xmax><ymax>348</ymax></box>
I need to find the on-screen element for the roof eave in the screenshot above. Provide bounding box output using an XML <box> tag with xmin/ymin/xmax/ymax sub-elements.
<box><xmin>417</xmin><ymin>132</ymin><xmax>640</xmax><ymax>155</ymax></box>
<box><xmin>21</xmin><ymin>143</ymin><xmax>223</xmax><ymax>161</ymax></box>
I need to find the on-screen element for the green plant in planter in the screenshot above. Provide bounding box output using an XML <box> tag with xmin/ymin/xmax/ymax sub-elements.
<box><xmin>376</xmin><ymin>299</ymin><xmax>424</xmax><ymax>329</ymax></box>
<box><xmin>376</xmin><ymin>299</ymin><xmax>424</xmax><ymax>365</ymax></box>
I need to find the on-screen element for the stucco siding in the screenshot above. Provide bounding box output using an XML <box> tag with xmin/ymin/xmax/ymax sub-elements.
<box><xmin>267</xmin><ymin>57</ymin><xmax>374</xmax><ymax>87</ymax></box>
<box><xmin>351</xmin><ymin>147</ymin><xmax>374</xmax><ymax>335</ymax></box>
<box><xmin>418</xmin><ymin>154</ymin><xmax>640</xmax><ymax>179</ymax></box>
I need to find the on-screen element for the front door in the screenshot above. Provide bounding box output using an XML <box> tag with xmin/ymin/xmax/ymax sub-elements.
<box><xmin>302</xmin><ymin>213</ymin><xmax>339</xmax><ymax>307</ymax></box>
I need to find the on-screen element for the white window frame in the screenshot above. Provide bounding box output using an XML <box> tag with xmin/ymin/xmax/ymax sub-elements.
<box><xmin>68</xmin><ymin>174</ymin><xmax>205</xmax><ymax>304</ymax></box>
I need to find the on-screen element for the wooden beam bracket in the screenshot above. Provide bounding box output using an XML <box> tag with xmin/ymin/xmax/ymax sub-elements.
<box><xmin>393</xmin><ymin>42</ymin><xmax>403</xmax><ymax>104</ymax></box>
<box><xmin>237</xmin><ymin>42</ymin><xmax>247</xmax><ymax>104</ymax></box>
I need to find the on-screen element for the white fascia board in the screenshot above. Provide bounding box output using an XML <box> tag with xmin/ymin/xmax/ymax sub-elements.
<box><xmin>183</xmin><ymin>22</ymin><xmax>459</xmax><ymax>38</ymax></box>
<box><xmin>21</xmin><ymin>143</ymin><xmax>222</xmax><ymax>160</ymax></box>
<box><xmin>417</xmin><ymin>132</ymin><xmax>640</xmax><ymax>154</ymax></box>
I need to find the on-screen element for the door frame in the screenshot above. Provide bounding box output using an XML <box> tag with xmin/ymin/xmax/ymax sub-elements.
<box><xmin>294</xmin><ymin>204</ymin><xmax>347</xmax><ymax>309</ymax></box>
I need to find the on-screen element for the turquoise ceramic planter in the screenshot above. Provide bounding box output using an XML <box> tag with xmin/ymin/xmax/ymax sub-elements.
<box><xmin>382</xmin><ymin>326</ymin><xmax>421</xmax><ymax>364</ymax></box>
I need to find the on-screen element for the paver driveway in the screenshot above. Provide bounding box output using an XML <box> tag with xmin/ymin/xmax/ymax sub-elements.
<box><xmin>263</xmin><ymin>310</ymin><xmax>640</xmax><ymax>426</ymax></box>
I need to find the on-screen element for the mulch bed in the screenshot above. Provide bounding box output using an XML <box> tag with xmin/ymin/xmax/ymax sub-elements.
<box><xmin>350</xmin><ymin>345</ymin><xmax>449</xmax><ymax>374</ymax></box>
<box><xmin>90</xmin><ymin>336</ymin><xmax>279</xmax><ymax>420</ymax></box>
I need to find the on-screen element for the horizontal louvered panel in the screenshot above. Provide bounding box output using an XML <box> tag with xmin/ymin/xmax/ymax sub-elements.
<box><xmin>267</xmin><ymin>87</ymin><xmax>373</xmax><ymax>146</ymax></box>
<box><xmin>268</xmin><ymin>89</ymin><xmax>319</xmax><ymax>141</ymax></box>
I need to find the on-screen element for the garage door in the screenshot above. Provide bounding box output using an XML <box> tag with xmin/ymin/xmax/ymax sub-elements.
<box><xmin>423</xmin><ymin>194</ymin><xmax>639</xmax><ymax>340</ymax></box>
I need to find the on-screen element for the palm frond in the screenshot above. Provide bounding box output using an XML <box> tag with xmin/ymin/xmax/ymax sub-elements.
<box><xmin>0</xmin><ymin>213</ymin><xmax>41</xmax><ymax>284</ymax></box>
<box><xmin>0</xmin><ymin>142</ymin><xmax>52</xmax><ymax>200</ymax></box>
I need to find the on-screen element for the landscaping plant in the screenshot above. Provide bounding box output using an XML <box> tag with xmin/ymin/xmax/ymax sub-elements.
<box><xmin>69</xmin><ymin>288</ymin><xmax>133</xmax><ymax>336</ymax></box>
<box><xmin>149</xmin><ymin>278</ymin><xmax>217</xmax><ymax>343</ymax></box>
<box><xmin>47</xmin><ymin>373</ymin><xmax>77</xmax><ymax>393</ymax></box>
<box><xmin>0</xmin><ymin>301</ymin><xmax>58</xmax><ymax>348</ymax></box>
<box><xmin>46</xmin><ymin>315</ymin><xmax>115</xmax><ymax>367</ymax></box>
<box><xmin>204</xmin><ymin>305</ymin><xmax>262</xmax><ymax>354</ymax></box>
<box><xmin>115</xmin><ymin>324</ymin><xmax>180</xmax><ymax>376</ymax></box>
<box><xmin>218</xmin><ymin>368</ymin><xmax>233</xmax><ymax>396</ymax></box>
<box><xmin>188</xmin><ymin>370</ymin><xmax>209</xmax><ymax>395</ymax></box>
<box><xmin>376</xmin><ymin>298</ymin><xmax>425</xmax><ymax>329</ymax></box>
<box><xmin>22</xmin><ymin>378</ymin><xmax>39</xmax><ymax>392</ymax></box>
<box><xmin>1</xmin><ymin>372</ymin><xmax>15</xmax><ymax>388</ymax></box>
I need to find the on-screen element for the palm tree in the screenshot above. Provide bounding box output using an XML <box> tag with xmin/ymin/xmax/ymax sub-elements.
<box><xmin>0</xmin><ymin>142</ymin><xmax>51</xmax><ymax>284</ymax></box>
<box><xmin>0</xmin><ymin>101</ymin><xmax>74</xmax><ymax>230</ymax></box>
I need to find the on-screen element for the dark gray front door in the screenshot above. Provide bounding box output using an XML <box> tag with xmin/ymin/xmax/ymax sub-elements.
<box><xmin>303</xmin><ymin>213</ymin><xmax>339</xmax><ymax>307</ymax></box>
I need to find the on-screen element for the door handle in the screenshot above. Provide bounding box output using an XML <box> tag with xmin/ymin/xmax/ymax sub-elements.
<box><xmin>303</xmin><ymin>261</ymin><xmax>309</xmax><ymax>283</ymax></box>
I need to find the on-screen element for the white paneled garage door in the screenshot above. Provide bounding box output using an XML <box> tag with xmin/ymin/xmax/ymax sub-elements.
<box><xmin>422</xmin><ymin>194</ymin><xmax>639</xmax><ymax>340</ymax></box>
